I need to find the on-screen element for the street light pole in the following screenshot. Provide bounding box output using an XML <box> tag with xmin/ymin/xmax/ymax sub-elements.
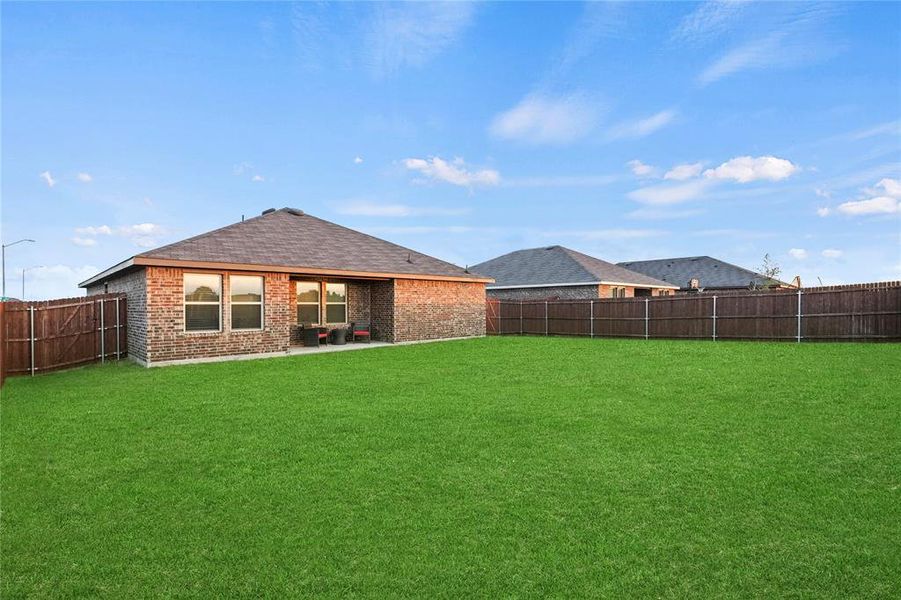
<box><xmin>22</xmin><ymin>266</ymin><xmax>45</xmax><ymax>301</ymax></box>
<box><xmin>2</xmin><ymin>238</ymin><xmax>35</xmax><ymax>298</ymax></box>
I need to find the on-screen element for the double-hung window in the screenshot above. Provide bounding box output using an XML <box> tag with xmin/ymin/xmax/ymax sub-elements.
<box><xmin>184</xmin><ymin>273</ymin><xmax>221</xmax><ymax>331</ymax></box>
<box><xmin>231</xmin><ymin>275</ymin><xmax>263</xmax><ymax>330</ymax></box>
<box><xmin>325</xmin><ymin>283</ymin><xmax>347</xmax><ymax>324</ymax></box>
<box><xmin>296</xmin><ymin>281</ymin><xmax>320</xmax><ymax>324</ymax></box>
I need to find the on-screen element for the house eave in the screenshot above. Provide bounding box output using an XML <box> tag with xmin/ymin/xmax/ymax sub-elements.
<box><xmin>79</xmin><ymin>256</ymin><xmax>494</xmax><ymax>287</ymax></box>
<box><xmin>487</xmin><ymin>281</ymin><xmax>679</xmax><ymax>290</ymax></box>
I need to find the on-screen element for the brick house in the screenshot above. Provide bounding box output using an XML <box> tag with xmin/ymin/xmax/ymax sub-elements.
<box><xmin>79</xmin><ymin>208</ymin><xmax>491</xmax><ymax>365</ymax></box>
<box><xmin>471</xmin><ymin>246</ymin><xmax>678</xmax><ymax>300</ymax></box>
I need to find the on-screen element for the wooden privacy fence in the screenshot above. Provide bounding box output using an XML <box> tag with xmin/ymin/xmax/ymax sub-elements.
<box><xmin>0</xmin><ymin>294</ymin><xmax>127</xmax><ymax>381</ymax></box>
<box><xmin>487</xmin><ymin>285</ymin><xmax>901</xmax><ymax>342</ymax></box>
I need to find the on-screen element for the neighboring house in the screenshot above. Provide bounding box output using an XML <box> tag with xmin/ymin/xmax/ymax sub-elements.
<box><xmin>79</xmin><ymin>208</ymin><xmax>492</xmax><ymax>365</ymax></box>
<box><xmin>617</xmin><ymin>256</ymin><xmax>789</xmax><ymax>292</ymax></box>
<box><xmin>471</xmin><ymin>246</ymin><xmax>678</xmax><ymax>300</ymax></box>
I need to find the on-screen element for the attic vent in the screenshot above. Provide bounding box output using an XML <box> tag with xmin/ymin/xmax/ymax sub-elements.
<box><xmin>262</xmin><ymin>208</ymin><xmax>276</xmax><ymax>215</ymax></box>
<box><xmin>285</xmin><ymin>208</ymin><xmax>305</xmax><ymax>216</ymax></box>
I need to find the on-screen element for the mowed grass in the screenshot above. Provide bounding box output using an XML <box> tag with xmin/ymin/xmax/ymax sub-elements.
<box><xmin>2</xmin><ymin>337</ymin><xmax>900</xmax><ymax>598</ymax></box>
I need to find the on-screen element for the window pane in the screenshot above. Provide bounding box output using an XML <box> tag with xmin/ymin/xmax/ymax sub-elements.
<box><xmin>326</xmin><ymin>304</ymin><xmax>346</xmax><ymax>324</ymax></box>
<box><xmin>326</xmin><ymin>283</ymin><xmax>346</xmax><ymax>303</ymax></box>
<box><xmin>231</xmin><ymin>276</ymin><xmax>263</xmax><ymax>303</ymax></box>
<box><xmin>296</xmin><ymin>282</ymin><xmax>320</xmax><ymax>303</ymax></box>
<box><xmin>297</xmin><ymin>305</ymin><xmax>319</xmax><ymax>324</ymax></box>
<box><xmin>232</xmin><ymin>304</ymin><xmax>262</xmax><ymax>329</ymax></box>
<box><xmin>185</xmin><ymin>304</ymin><xmax>219</xmax><ymax>331</ymax></box>
<box><xmin>185</xmin><ymin>274</ymin><xmax>221</xmax><ymax>302</ymax></box>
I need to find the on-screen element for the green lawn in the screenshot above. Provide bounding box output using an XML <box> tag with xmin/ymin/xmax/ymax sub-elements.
<box><xmin>2</xmin><ymin>337</ymin><xmax>900</xmax><ymax>598</ymax></box>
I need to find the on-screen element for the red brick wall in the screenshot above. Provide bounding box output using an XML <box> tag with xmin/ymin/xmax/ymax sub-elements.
<box><xmin>87</xmin><ymin>268</ymin><xmax>148</xmax><ymax>363</ymax></box>
<box><xmin>393</xmin><ymin>279</ymin><xmax>486</xmax><ymax>342</ymax></box>
<box><xmin>92</xmin><ymin>267</ymin><xmax>485</xmax><ymax>364</ymax></box>
<box><xmin>145</xmin><ymin>267</ymin><xmax>292</xmax><ymax>363</ymax></box>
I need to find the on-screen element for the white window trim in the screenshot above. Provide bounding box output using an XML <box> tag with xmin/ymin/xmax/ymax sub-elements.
<box><xmin>325</xmin><ymin>282</ymin><xmax>348</xmax><ymax>325</ymax></box>
<box><xmin>230</xmin><ymin>275</ymin><xmax>264</xmax><ymax>331</ymax></box>
<box><xmin>296</xmin><ymin>281</ymin><xmax>321</xmax><ymax>325</ymax></box>
<box><xmin>184</xmin><ymin>273</ymin><xmax>222</xmax><ymax>333</ymax></box>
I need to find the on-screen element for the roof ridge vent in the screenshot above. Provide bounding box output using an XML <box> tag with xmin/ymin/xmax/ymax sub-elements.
<box><xmin>261</xmin><ymin>208</ymin><xmax>276</xmax><ymax>215</ymax></box>
<box><xmin>284</xmin><ymin>207</ymin><xmax>305</xmax><ymax>216</ymax></box>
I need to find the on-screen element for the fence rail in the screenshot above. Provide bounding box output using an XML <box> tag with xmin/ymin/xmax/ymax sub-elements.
<box><xmin>486</xmin><ymin>285</ymin><xmax>901</xmax><ymax>342</ymax></box>
<box><xmin>0</xmin><ymin>294</ymin><xmax>127</xmax><ymax>383</ymax></box>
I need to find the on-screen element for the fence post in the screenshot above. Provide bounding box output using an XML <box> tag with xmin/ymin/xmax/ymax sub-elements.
<box><xmin>99</xmin><ymin>299</ymin><xmax>105</xmax><ymax>364</ymax></box>
<box><xmin>115</xmin><ymin>296</ymin><xmax>121</xmax><ymax>360</ymax></box>
<box><xmin>545</xmin><ymin>301</ymin><xmax>548</xmax><ymax>336</ymax></box>
<box><xmin>29</xmin><ymin>305</ymin><xmax>35</xmax><ymax>377</ymax></box>
<box><xmin>712</xmin><ymin>295</ymin><xmax>717</xmax><ymax>341</ymax></box>
<box><xmin>644</xmin><ymin>298</ymin><xmax>649</xmax><ymax>340</ymax></box>
<box><xmin>590</xmin><ymin>300</ymin><xmax>594</xmax><ymax>338</ymax></box>
<box><xmin>797</xmin><ymin>289</ymin><xmax>802</xmax><ymax>343</ymax></box>
<box><xmin>520</xmin><ymin>301</ymin><xmax>523</xmax><ymax>335</ymax></box>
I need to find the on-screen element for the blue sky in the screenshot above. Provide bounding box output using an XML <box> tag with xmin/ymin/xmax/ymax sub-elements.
<box><xmin>3</xmin><ymin>1</ymin><xmax>899</xmax><ymax>299</ymax></box>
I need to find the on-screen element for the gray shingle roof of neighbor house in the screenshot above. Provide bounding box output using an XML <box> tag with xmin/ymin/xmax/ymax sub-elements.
<box><xmin>616</xmin><ymin>256</ymin><xmax>783</xmax><ymax>289</ymax></box>
<box><xmin>471</xmin><ymin>246</ymin><xmax>678</xmax><ymax>289</ymax></box>
<box><xmin>79</xmin><ymin>208</ymin><xmax>493</xmax><ymax>287</ymax></box>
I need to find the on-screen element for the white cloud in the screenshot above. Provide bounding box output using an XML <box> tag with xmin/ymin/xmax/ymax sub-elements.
<box><xmin>403</xmin><ymin>156</ymin><xmax>500</xmax><ymax>187</ymax></box>
<box><xmin>337</xmin><ymin>200</ymin><xmax>468</xmax><ymax>217</ymax></box>
<box><xmin>821</xmin><ymin>249</ymin><xmax>843</xmax><ymax>259</ymax></box>
<box><xmin>607</xmin><ymin>109</ymin><xmax>677</xmax><ymax>140</ymax></box>
<box><xmin>366</xmin><ymin>2</ymin><xmax>474</xmax><ymax>77</ymax></box>
<box><xmin>814</xmin><ymin>187</ymin><xmax>831</xmax><ymax>198</ymax></box>
<box><xmin>354</xmin><ymin>156</ymin><xmax>364</xmax><ymax>164</ymax></box>
<box><xmin>696</xmin><ymin>4</ymin><xmax>840</xmax><ymax>85</ymax></box>
<box><xmin>703</xmin><ymin>155</ymin><xmax>798</xmax><ymax>183</ymax></box>
<box><xmin>870</xmin><ymin>177</ymin><xmax>901</xmax><ymax>198</ymax></box>
<box><xmin>832</xmin><ymin>177</ymin><xmax>901</xmax><ymax>216</ymax></box>
<box><xmin>233</xmin><ymin>162</ymin><xmax>254</xmax><ymax>175</ymax></box>
<box><xmin>503</xmin><ymin>174</ymin><xmax>619</xmax><ymax>188</ymax></box>
<box><xmin>544</xmin><ymin>228</ymin><xmax>665</xmax><ymax>241</ymax></box>
<box><xmin>626</xmin><ymin>207</ymin><xmax>704</xmax><ymax>220</ymax></box>
<box><xmin>816</xmin><ymin>207</ymin><xmax>832</xmax><ymax>217</ymax></box>
<box><xmin>628</xmin><ymin>179</ymin><xmax>712</xmax><ymax>205</ymax></box>
<box><xmin>627</xmin><ymin>160</ymin><xmax>656</xmax><ymax>178</ymax></box>
<box><xmin>788</xmin><ymin>248</ymin><xmax>808</xmax><ymax>260</ymax></box>
<box><xmin>71</xmin><ymin>237</ymin><xmax>97</xmax><ymax>247</ymax></box>
<box><xmin>76</xmin><ymin>172</ymin><xmax>93</xmax><ymax>183</ymax></box>
<box><xmin>489</xmin><ymin>93</ymin><xmax>600</xmax><ymax>144</ymax></box>
<box><xmin>848</xmin><ymin>120</ymin><xmax>901</xmax><ymax>140</ymax></box>
<box><xmin>75</xmin><ymin>225</ymin><xmax>113</xmax><ymax>236</ymax></box>
<box><xmin>40</xmin><ymin>171</ymin><xmax>56</xmax><ymax>188</ymax></box>
<box><xmin>664</xmin><ymin>162</ymin><xmax>704</xmax><ymax>181</ymax></box>
<box><xmin>20</xmin><ymin>264</ymin><xmax>100</xmax><ymax>301</ymax></box>
<box><xmin>251</xmin><ymin>175</ymin><xmax>265</xmax><ymax>182</ymax></box>
<box><xmin>672</xmin><ymin>0</ymin><xmax>749</xmax><ymax>44</ymax></box>
<box><xmin>119</xmin><ymin>223</ymin><xmax>161</xmax><ymax>236</ymax></box>
<box><xmin>836</xmin><ymin>196</ymin><xmax>899</xmax><ymax>216</ymax></box>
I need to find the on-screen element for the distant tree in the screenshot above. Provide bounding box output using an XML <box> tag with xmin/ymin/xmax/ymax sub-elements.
<box><xmin>752</xmin><ymin>253</ymin><xmax>782</xmax><ymax>290</ymax></box>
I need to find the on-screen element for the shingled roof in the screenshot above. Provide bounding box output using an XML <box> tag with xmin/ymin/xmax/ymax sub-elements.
<box><xmin>471</xmin><ymin>246</ymin><xmax>677</xmax><ymax>289</ymax></box>
<box><xmin>617</xmin><ymin>256</ymin><xmax>783</xmax><ymax>290</ymax></box>
<box><xmin>80</xmin><ymin>208</ymin><xmax>490</xmax><ymax>287</ymax></box>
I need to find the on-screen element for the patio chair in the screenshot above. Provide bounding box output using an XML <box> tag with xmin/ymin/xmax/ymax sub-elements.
<box><xmin>350</xmin><ymin>322</ymin><xmax>372</xmax><ymax>343</ymax></box>
<box><xmin>302</xmin><ymin>326</ymin><xmax>329</xmax><ymax>347</ymax></box>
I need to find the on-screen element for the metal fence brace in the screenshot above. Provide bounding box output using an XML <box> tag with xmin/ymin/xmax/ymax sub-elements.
<box><xmin>520</xmin><ymin>301</ymin><xmax>524</xmax><ymax>335</ymax></box>
<box><xmin>797</xmin><ymin>289</ymin><xmax>802</xmax><ymax>343</ymax></box>
<box><xmin>590</xmin><ymin>300</ymin><xmax>594</xmax><ymax>338</ymax></box>
<box><xmin>712</xmin><ymin>296</ymin><xmax>717</xmax><ymax>341</ymax></box>
<box><xmin>29</xmin><ymin>306</ymin><xmax>35</xmax><ymax>376</ymax></box>
<box><xmin>545</xmin><ymin>301</ymin><xmax>548</xmax><ymax>336</ymax></box>
<box><xmin>99</xmin><ymin>299</ymin><xmax>105</xmax><ymax>364</ymax></box>
<box><xmin>115</xmin><ymin>296</ymin><xmax>121</xmax><ymax>360</ymax></box>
